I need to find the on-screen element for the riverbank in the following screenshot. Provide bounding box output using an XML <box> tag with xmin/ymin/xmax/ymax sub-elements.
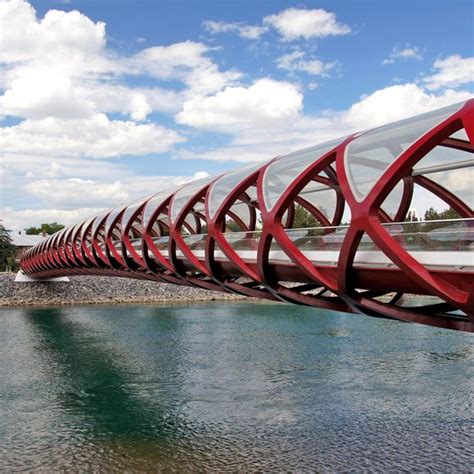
<box><xmin>0</xmin><ymin>273</ymin><xmax>248</xmax><ymax>307</ymax></box>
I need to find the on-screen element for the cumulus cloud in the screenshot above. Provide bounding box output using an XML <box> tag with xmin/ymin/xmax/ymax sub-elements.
<box><xmin>76</xmin><ymin>83</ymin><xmax>182</xmax><ymax>118</ymax></box>
<box><xmin>276</xmin><ymin>51</ymin><xmax>337</xmax><ymax>76</ymax></box>
<box><xmin>203</xmin><ymin>20</ymin><xmax>268</xmax><ymax>39</ymax></box>
<box><xmin>1</xmin><ymin>207</ymin><xmax>106</xmax><ymax>232</ymax></box>
<box><xmin>0</xmin><ymin>2</ymin><xmax>241</xmax><ymax>126</ymax></box>
<box><xmin>263</xmin><ymin>8</ymin><xmax>351</xmax><ymax>41</ymax></box>
<box><xmin>130</xmin><ymin>41</ymin><xmax>242</xmax><ymax>95</ymax></box>
<box><xmin>176</xmin><ymin>78</ymin><xmax>303</xmax><ymax>130</ymax></box>
<box><xmin>24</xmin><ymin>178</ymin><xmax>129</xmax><ymax>208</ymax></box>
<box><xmin>1</xmin><ymin>114</ymin><xmax>185</xmax><ymax>158</ymax></box>
<box><xmin>341</xmin><ymin>83</ymin><xmax>471</xmax><ymax>129</ymax></box>
<box><xmin>0</xmin><ymin>70</ymin><xmax>95</xmax><ymax>119</ymax></box>
<box><xmin>382</xmin><ymin>44</ymin><xmax>423</xmax><ymax>64</ymax></box>
<box><xmin>423</xmin><ymin>55</ymin><xmax>474</xmax><ymax>90</ymax></box>
<box><xmin>176</xmin><ymin>83</ymin><xmax>472</xmax><ymax>162</ymax></box>
<box><xmin>0</xmin><ymin>0</ymin><xmax>106</xmax><ymax>63</ymax></box>
<box><xmin>1</xmin><ymin>169</ymin><xmax>215</xmax><ymax>230</ymax></box>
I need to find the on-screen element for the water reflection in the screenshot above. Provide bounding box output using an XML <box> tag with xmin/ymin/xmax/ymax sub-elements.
<box><xmin>0</xmin><ymin>303</ymin><xmax>472</xmax><ymax>471</ymax></box>
<box><xmin>22</xmin><ymin>308</ymin><xmax>184</xmax><ymax>441</ymax></box>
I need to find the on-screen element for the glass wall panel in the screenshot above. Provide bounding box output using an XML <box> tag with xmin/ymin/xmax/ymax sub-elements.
<box><xmin>82</xmin><ymin>216</ymin><xmax>98</xmax><ymax>240</ymax></box>
<box><xmin>228</xmin><ymin>201</ymin><xmax>252</xmax><ymax>229</ymax></box>
<box><xmin>208</xmin><ymin>162</ymin><xmax>262</xmax><ymax>218</ymax></box>
<box><xmin>89</xmin><ymin>211</ymin><xmax>109</xmax><ymax>238</ymax></box>
<box><xmin>263</xmin><ymin>137</ymin><xmax>343</xmax><ymax>210</ymax></box>
<box><xmin>105</xmin><ymin>206</ymin><xmax>126</xmax><ymax>233</ymax></box>
<box><xmin>122</xmin><ymin>195</ymin><xmax>152</xmax><ymax>228</ymax></box>
<box><xmin>142</xmin><ymin>188</ymin><xmax>177</xmax><ymax>229</ymax></box>
<box><xmin>184</xmin><ymin>213</ymin><xmax>198</xmax><ymax>234</ymax></box>
<box><xmin>298</xmin><ymin>183</ymin><xmax>337</xmax><ymax>221</ymax></box>
<box><xmin>345</xmin><ymin>102</ymin><xmax>464</xmax><ymax>202</ymax></box>
<box><xmin>170</xmin><ymin>176</ymin><xmax>213</xmax><ymax>222</ymax></box>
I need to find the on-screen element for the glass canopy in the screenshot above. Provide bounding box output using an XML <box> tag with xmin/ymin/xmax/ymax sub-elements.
<box><xmin>344</xmin><ymin>102</ymin><xmax>465</xmax><ymax>202</ymax></box>
<box><xmin>262</xmin><ymin>137</ymin><xmax>344</xmax><ymax>210</ymax></box>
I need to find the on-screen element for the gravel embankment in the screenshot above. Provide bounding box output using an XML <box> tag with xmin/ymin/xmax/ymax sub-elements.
<box><xmin>0</xmin><ymin>273</ymin><xmax>248</xmax><ymax>307</ymax></box>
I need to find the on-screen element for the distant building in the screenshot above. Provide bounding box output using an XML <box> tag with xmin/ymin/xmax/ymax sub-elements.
<box><xmin>11</xmin><ymin>232</ymin><xmax>46</xmax><ymax>263</ymax></box>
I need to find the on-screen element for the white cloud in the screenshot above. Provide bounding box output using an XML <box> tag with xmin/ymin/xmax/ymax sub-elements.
<box><xmin>341</xmin><ymin>83</ymin><xmax>471</xmax><ymax>129</ymax></box>
<box><xmin>0</xmin><ymin>69</ymin><xmax>95</xmax><ymax>119</ymax></box>
<box><xmin>1</xmin><ymin>169</ymin><xmax>215</xmax><ymax>231</ymax></box>
<box><xmin>276</xmin><ymin>51</ymin><xmax>337</xmax><ymax>76</ymax></box>
<box><xmin>0</xmin><ymin>3</ymin><xmax>241</xmax><ymax>125</ymax></box>
<box><xmin>176</xmin><ymin>78</ymin><xmax>303</xmax><ymax>130</ymax></box>
<box><xmin>1</xmin><ymin>152</ymin><xmax>132</xmax><ymax>183</ymax></box>
<box><xmin>382</xmin><ymin>44</ymin><xmax>423</xmax><ymax>64</ymax></box>
<box><xmin>203</xmin><ymin>20</ymin><xmax>268</xmax><ymax>40</ymax></box>
<box><xmin>1</xmin><ymin>207</ymin><xmax>106</xmax><ymax>231</ymax></box>
<box><xmin>130</xmin><ymin>41</ymin><xmax>242</xmax><ymax>95</ymax></box>
<box><xmin>263</xmin><ymin>8</ymin><xmax>351</xmax><ymax>41</ymax></box>
<box><xmin>76</xmin><ymin>83</ymin><xmax>183</xmax><ymax>118</ymax></box>
<box><xmin>1</xmin><ymin>114</ymin><xmax>185</xmax><ymax>158</ymax></box>
<box><xmin>423</xmin><ymin>55</ymin><xmax>474</xmax><ymax>90</ymax></box>
<box><xmin>24</xmin><ymin>178</ymin><xmax>129</xmax><ymax>208</ymax></box>
<box><xmin>176</xmin><ymin>83</ymin><xmax>472</xmax><ymax>163</ymax></box>
<box><xmin>0</xmin><ymin>0</ymin><xmax>106</xmax><ymax>63</ymax></box>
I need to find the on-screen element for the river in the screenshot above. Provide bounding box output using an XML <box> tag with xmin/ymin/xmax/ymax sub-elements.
<box><xmin>0</xmin><ymin>302</ymin><xmax>472</xmax><ymax>471</ymax></box>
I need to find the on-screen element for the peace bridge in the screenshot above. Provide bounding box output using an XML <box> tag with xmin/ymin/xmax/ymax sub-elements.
<box><xmin>20</xmin><ymin>100</ymin><xmax>474</xmax><ymax>332</ymax></box>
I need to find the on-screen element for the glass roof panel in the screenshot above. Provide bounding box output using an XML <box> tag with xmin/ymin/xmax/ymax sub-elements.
<box><xmin>90</xmin><ymin>211</ymin><xmax>109</xmax><ymax>236</ymax></box>
<box><xmin>262</xmin><ymin>137</ymin><xmax>344</xmax><ymax>210</ymax></box>
<box><xmin>142</xmin><ymin>187</ymin><xmax>178</xmax><ymax>228</ymax></box>
<box><xmin>105</xmin><ymin>206</ymin><xmax>126</xmax><ymax>232</ymax></box>
<box><xmin>344</xmin><ymin>102</ymin><xmax>464</xmax><ymax>202</ymax></box>
<box><xmin>450</xmin><ymin>129</ymin><xmax>469</xmax><ymax>141</ymax></box>
<box><xmin>82</xmin><ymin>215</ymin><xmax>98</xmax><ymax>239</ymax></box>
<box><xmin>122</xmin><ymin>195</ymin><xmax>152</xmax><ymax>228</ymax></box>
<box><xmin>208</xmin><ymin>162</ymin><xmax>263</xmax><ymax>218</ymax></box>
<box><xmin>170</xmin><ymin>176</ymin><xmax>213</xmax><ymax>223</ymax></box>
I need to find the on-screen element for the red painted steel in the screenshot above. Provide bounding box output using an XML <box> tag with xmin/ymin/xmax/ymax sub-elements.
<box><xmin>20</xmin><ymin>100</ymin><xmax>474</xmax><ymax>331</ymax></box>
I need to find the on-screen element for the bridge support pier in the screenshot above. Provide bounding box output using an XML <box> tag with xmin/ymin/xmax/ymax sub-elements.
<box><xmin>14</xmin><ymin>270</ymin><xmax>70</xmax><ymax>283</ymax></box>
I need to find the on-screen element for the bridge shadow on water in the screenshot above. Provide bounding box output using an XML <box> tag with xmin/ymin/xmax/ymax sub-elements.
<box><xmin>20</xmin><ymin>306</ymin><xmax>204</xmax><ymax>469</ymax></box>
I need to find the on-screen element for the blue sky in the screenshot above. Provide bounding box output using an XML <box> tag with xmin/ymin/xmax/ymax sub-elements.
<box><xmin>1</xmin><ymin>0</ymin><xmax>473</xmax><ymax>229</ymax></box>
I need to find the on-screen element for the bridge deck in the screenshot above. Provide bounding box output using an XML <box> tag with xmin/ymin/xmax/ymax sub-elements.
<box><xmin>123</xmin><ymin>219</ymin><xmax>474</xmax><ymax>272</ymax></box>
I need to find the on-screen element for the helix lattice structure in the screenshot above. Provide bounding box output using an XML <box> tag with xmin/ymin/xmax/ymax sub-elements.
<box><xmin>21</xmin><ymin>100</ymin><xmax>474</xmax><ymax>332</ymax></box>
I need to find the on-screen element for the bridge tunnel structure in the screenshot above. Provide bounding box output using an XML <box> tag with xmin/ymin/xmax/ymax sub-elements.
<box><xmin>21</xmin><ymin>100</ymin><xmax>474</xmax><ymax>332</ymax></box>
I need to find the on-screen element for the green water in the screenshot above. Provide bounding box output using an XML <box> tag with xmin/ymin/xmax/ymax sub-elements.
<box><xmin>0</xmin><ymin>302</ymin><xmax>472</xmax><ymax>471</ymax></box>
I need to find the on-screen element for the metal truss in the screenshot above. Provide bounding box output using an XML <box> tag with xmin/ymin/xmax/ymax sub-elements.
<box><xmin>21</xmin><ymin>100</ymin><xmax>474</xmax><ymax>331</ymax></box>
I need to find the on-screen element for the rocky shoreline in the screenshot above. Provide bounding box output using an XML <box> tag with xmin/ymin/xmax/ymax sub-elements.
<box><xmin>0</xmin><ymin>273</ymin><xmax>248</xmax><ymax>307</ymax></box>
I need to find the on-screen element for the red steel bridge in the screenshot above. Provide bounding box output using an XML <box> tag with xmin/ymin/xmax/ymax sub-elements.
<box><xmin>21</xmin><ymin>101</ymin><xmax>474</xmax><ymax>332</ymax></box>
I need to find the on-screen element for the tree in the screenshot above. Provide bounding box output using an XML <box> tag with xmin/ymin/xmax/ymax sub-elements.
<box><xmin>25</xmin><ymin>222</ymin><xmax>65</xmax><ymax>235</ymax></box>
<box><xmin>424</xmin><ymin>207</ymin><xmax>459</xmax><ymax>221</ymax></box>
<box><xmin>291</xmin><ymin>204</ymin><xmax>321</xmax><ymax>229</ymax></box>
<box><xmin>225</xmin><ymin>220</ymin><xmax>241</xmax><ymax>232</ymax></box>
<box><xmin>422</xmin><ymin>207</ymin><xmax>460</xmax><ymax>231</ymax></box>
<box><xmin>404</xmin><ymin>210</ymin><xmax>420</xmax><ymax>233</ymax></box>
<box><xmin>0</xmin><ymin>224</ymin><xmax>15</xmax><ymax>272</ymax></box>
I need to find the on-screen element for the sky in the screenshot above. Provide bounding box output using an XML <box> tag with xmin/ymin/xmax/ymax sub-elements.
<box><xmin>1</xmin><ymin>0</ymin><xmax>473</xmax><ymax>231</ymax></box>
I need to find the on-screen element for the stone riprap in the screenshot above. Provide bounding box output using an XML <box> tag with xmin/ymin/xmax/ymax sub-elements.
<box><xmin>0</xmin><ymin>273</ymin><xmax>248</xmax><ymax>307</ymax></box>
